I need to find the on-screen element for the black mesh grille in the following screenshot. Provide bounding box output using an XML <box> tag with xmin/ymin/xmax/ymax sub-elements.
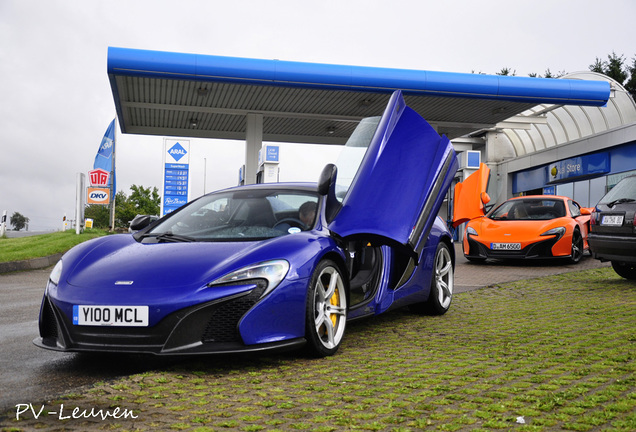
<box><xmin>40</xmin><ymin>296</ymin><xmax>59</xmax><ymax>339</ymax></box>
<box><xmin>526</xmin><ymin>237</ymin><xmax>559</xmax><ymax>257</ymax></box>
<box><xmin>468</xmin><ymin>236</ymin><xmax>559</xmax><ymax>259</ymax></box>
<box><xmin>202</xmin><ymin>280</ymin><xmax>267</xmax><ymax>343</ymax></box>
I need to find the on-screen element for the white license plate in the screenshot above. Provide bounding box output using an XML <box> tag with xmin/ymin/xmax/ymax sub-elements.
<box><xmin>490</xmin><ymin>242</ymin><xmax>521</xmax><ymax>251</ymax></box>
<box><xmin>73</xmin><ymin>305</ymin><xmax>149</xmax><ymax>327</ymax></box>
<box><xmin>601</xmin><ymin>215</ymin><xmax>624</xmax><ymax>226</ymax></box>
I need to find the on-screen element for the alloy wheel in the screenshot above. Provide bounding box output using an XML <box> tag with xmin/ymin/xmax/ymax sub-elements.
<box><xmin>434</xmin><ymin>244</ymin><xmax>454</xmax><ymax>310</ymax></box>
<box><xmin>311</xmin><ymin>264</ymin><xmax>347</xmax><ymax>352</ymax></box>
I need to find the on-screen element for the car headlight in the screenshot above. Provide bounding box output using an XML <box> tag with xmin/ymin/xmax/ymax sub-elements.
<box><xmin>49</xmin><ymin>260</ymin><xmax>63</xmax><ymax>286</ymax></box>
<box><xmin>207</xmin><ymin>260</ymin><xmax>290</xmax><ymax>297</ymax></box>
<box><xmin>466</xmin><ymin>226</ymin><xmax>478</xmax><ymax>236</ymax></box>
<box><xmin>540</xmin><ymin>227</ymin><xmax>566</xmax><ymax>237</ymax></box>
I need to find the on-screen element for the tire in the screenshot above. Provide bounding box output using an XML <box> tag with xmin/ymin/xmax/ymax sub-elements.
<box><xmin>569</xmin><ymin>229</ymin><xmax>584</xmax><ymax>264</ymax></box>
<box><xmin>410</xmin><ymin>242</ymin><xmax>454</xmax><ymax>315</ymax></box>
<box><xmin>304</xmin><ymin>260</ymin><xmax>347</xmax><ymax>357</ymax></box>
<box><xmin>611</xmin><ymin>261</ymin><xmax>636</xmax><ymax>280</ymax></box>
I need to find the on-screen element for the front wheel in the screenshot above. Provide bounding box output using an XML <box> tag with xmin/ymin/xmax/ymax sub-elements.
<box><xmin>305</xmin><ymin>260</ymin><xmax>347</xmax><ymax>357</ymax></box>
<box><xmin>611</xmin><ymin>261</ymin><xmax>636</xmax><ymax>280</ymax></box>
<box><xmin>569</xmin><ymin>229</ymin><xmax>584</xmax><ymax>264</ymax></box>
<box><xmin>410</xmin><ymin>242</ymin><xmax>454</xmax><ymax>315</ymax></box>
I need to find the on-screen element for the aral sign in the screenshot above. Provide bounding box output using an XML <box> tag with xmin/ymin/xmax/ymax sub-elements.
<box><xmin>162</xmin><ymin>139</ymin><xmax>190</xmax><ymax>215</ymax></box>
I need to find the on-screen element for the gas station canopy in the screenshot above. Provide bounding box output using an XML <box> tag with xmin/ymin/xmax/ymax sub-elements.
<box><xmin>107</xmin><ymin>47</ymin><xmax>611</xmax><ymax>144</ymax></box>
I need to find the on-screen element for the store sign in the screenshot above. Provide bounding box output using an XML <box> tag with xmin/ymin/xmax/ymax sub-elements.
<box><xmin>88</xmin><ymin>168</ymin><xmax>110</xmax><ymax>187</ymax></box>
<box><xmin>542</xmin><ymin>185</ymin><xmax>556</xmax><ymax>195</ymax></box>
<box><xmin>265</xmin><ymin>145</ymin><xmax>279</xmax><ymax>162</ymax></box>
<box><xmin>162</xmin><ymin>139</ymin><xmax>190</xmax><ymax>215</ymax></box>
<box><xmin>258</xmin><ymin>145</ymin><xmax>280</xmax><ymax>166</ymax></box>
<box><xmin>547</xmin><ymin>152</ymin><xmax>609</xmax><ymax>183</ymax></box>
<box><xmin>87</xmin><ymin>187</ymin><xmax>110</xmax><ymax>205</ymax></box>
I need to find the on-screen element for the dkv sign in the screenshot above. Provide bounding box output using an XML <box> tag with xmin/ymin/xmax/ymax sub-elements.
<box><xmin>87</xmin><ymin>187</ymin><xmax>110</xmax><ymax>205</ymax></box>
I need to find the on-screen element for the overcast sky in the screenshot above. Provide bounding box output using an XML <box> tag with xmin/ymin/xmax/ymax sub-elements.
<box><xmin>1</xmin><ymin>0</ymin><xmax>635</xmax><ymax>231</ymax></box>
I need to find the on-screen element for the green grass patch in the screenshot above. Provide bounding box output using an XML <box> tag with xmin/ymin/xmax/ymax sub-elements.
<box><xmin>0</xmin><ymin>229</ymin><xmax>108</xmax><ymax>262</ymax></box>
<box><xmin>1</xmin><ymin>266</ymin><xmax>634</xmax><ymax>431</ymax></box>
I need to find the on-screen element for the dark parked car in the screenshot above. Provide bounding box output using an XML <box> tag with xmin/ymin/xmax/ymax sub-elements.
<box><xmin>588</xmin><ymin>175</ymin><xmax>636</xmax><ymax>279</ymax></box>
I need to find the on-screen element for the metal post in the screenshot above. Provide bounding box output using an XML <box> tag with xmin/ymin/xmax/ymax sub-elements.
<box><xmin>109</xmin><ymin>120</ymin><xmax>117</xmax><ymax>231</ymax></box>
<box><xmin>0</xmin><ymin>210</ymin><xmax>6</xmax><ymax>237</ymax></box>
<box><xmin>75</xmin><ymin>173</ymin><xmax>86</xmax><ymax>235</ymax></box>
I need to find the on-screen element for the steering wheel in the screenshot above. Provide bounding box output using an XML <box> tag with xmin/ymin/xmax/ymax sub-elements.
<box><xmin>273</xmin><ymin>217</ymin><xmax>306</xmax><ymax>230</ymax></box>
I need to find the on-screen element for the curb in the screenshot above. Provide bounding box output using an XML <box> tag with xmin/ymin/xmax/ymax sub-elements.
<box><xmin>0</xmin><ymin>253</ymin><xmax>63</xmax><ymax>274</ymax></box>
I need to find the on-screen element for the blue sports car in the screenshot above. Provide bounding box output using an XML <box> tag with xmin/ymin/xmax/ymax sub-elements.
<box><xmin>35</xmin><ymin>91</ymin><xmax>458</xmax><ymax>357</ymax></box>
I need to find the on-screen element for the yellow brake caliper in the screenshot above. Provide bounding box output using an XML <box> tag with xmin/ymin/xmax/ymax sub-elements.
<box><xmin>330</xmin><ymin>289</ymin><xmax>340</xmax><ymax>327</ymax></box>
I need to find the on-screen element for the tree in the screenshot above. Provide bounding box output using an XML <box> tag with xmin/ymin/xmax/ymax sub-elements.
<box><xmin>496</xmin><ymin>67</ymin><xmax>516</xmax><ymax>76</ymax></box>
<box><xmin>114</xmin><ymin>190</ymin><xmax>135</xmax><ymax>228</ymax></box>
<box><xmin>623</xmin><ymin>56</ymin><xmax>636</xmax><ymax>96</ymax></box>
<box><xmin>10</xmin><ymin>212</ymin><xmax>29</xmax><ymax>231</ymax></box>
<box><xmin>589</xmin><ymin>51</ymin><xmax>636</xmax><ymax>100</ymax></box>
<box><xmin>605</xmin><ymin>52</ymin><xmax>628</xmax><ymax>83</ymax></box>
<box><xmin>84</xmin><ymin>204</ymin><xmax>110</xmax><ymax>229</ymax></box>
<box><xmin>589</xmin><ymin>58</ymin><xmax>604</xmax><ymax>74</ymax></box>
<box><xmin>114</xmin><ymin>185</ymin><xmax>161</xmax><ymax>228</ymax></box>
<box><xmin>543</xmin><ymin>68</ymin><xmax>566</xmax><ymax>79</ymax></box>
<box><xmin>129</xmin><ymin>185</ymin><xmax>161</xmax><ymax>215</ymax></box>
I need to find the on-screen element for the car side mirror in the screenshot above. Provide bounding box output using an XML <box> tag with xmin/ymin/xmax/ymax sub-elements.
<box><xmin>580</xmin><ymin>207</ymin><xmax>592</xmax><ymax>215</ymax></box>
<box><xmin>317</xmin><ymin>164</ymin><xmax>342</xmax><ymax>223</ymax></box>
<box><xmin>130</xmin><ymin>215</ymin><xmax>153</xmax><ymax>231</ymax></box>
<box><xmin>480</xmin><ymin>192</ymin><xmax>491</xmax><ymax>205</ymax></box>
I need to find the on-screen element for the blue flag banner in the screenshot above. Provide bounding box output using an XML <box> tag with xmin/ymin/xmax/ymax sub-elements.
<box><xmin>93</xmin><ymin>119</ymin><xmax>116</xmax><ymax>194</ymax></box>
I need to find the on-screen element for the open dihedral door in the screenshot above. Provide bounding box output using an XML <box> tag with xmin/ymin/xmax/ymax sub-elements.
<box><xmin>327</xmin><ymin>90</ymin><xmax>457</xmax><ymax>256</ymax></box>
<box><xmin>452</xmin><ymin>163</ymin><xmax>491</xmax><ymax>227</ymax></box>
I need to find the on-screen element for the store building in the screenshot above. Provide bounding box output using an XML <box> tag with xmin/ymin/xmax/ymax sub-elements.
<box><xmin>453</xmin><ymin>72</ymin><xmax>636</xmax><ymax>208</ymax></box>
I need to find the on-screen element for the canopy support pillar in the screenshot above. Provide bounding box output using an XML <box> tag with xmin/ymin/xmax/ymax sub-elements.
<box><xmin>245</xmin><ymin>113</ymin><xmax>263</xmax><ymax>185</ymax></box>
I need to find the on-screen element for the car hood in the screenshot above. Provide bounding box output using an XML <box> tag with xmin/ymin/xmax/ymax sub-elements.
<box><xmin>65</xmin><ymin>234</ymin><xmax>287</xmax><ymax>293</ymax></box>
<box><xmin>472</xmin><ymin>218</ymin><xmax>563</xmax><ymax>240</ymax></box>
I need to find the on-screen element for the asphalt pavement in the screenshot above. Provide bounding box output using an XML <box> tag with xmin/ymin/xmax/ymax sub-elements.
<box><xmin>0</xmin><ymin>268</ymin><xmax>184</xmax><ymax>413</ymax></box>
<box><xmin>0</xmin><ymin>245</ymin><xmax>611</xmax><ymax>413</ymax></box>
<box><xmin>453</xmin><ymin>243</ymin><xmax>610</xmax><ymax>292</ymax></box>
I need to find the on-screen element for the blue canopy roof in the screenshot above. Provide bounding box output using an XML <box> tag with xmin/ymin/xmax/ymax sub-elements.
<box><xmin>107</xmin><ymin>47</ymin><xmax>610</xmax><ymax>142</ymax></box>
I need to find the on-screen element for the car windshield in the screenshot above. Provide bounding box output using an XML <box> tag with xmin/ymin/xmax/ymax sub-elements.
<box><xmin>488</xmin><ymin>198</ymin><xmax>566</xmax><ymax>221</ymax></box>
<box><xmin>598</xmin><ymin>176</ymin><xmax>636</xmax><ymax>205</ymax></box>
<box><xmin>143</xmin><ymin>189</ymin><xmax>319</xmax><ymax>242</ymax></box>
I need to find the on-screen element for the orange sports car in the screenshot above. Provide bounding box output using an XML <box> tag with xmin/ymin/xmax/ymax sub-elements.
<box><xmin>453</xmin><ymin>164</ymin><xmax>592</xmax><ymax>263</ymax></box>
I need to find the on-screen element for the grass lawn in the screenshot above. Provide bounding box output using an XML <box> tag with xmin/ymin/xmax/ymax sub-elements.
<box><xmin>0</xmin><ymin>229</ymin><xmax>108</xmax><ymax>263</ymax></box>
<box><xmin>1</xmin><ymin>266</ymin><xmax>633</xmax><ymax>431</ymax></box>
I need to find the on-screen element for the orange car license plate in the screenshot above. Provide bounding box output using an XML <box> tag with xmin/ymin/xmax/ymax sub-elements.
<box><xmin>490</xmin><ymin>243</ymin><xmax>521</xmax><ymax>251</ymax></box>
